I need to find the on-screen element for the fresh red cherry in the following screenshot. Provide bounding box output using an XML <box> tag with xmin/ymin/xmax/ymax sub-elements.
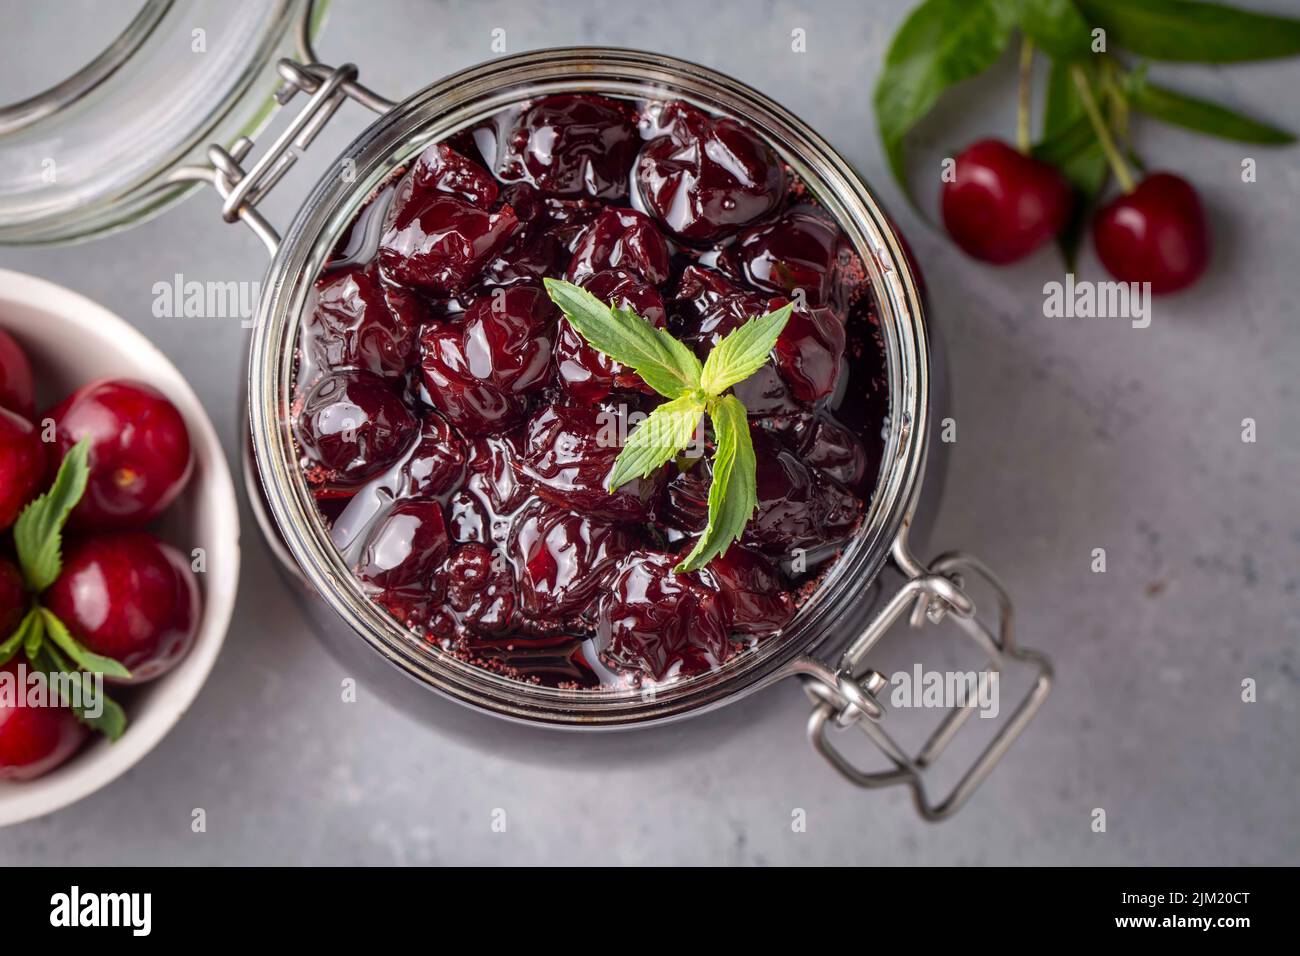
<box><xmin>356</xmin><ymin>498</ymin><xmax>450</xmax><ymax>592</ymax></box>
<box><xmin>567</xmin><ymin>207</ymin><xmax>671</xmax><ymax>285</ymax></box>
<box><xmin>302</xmin><ymin>263</ymin><xmax>423</xmax><ymax>385</ymax></box>
<box><xmin>554</xmin><ymin>269</ymin><xmax>668</xmax><ymax>403</ymax></box>
<box><xmin>44</xmin><ymin>533</ymin><xmax>200</xmax><ymax>684</ymax></box>
<box><xmin>596</xmin><ymin>551</ymin><xmax>734</xmax><ymax>681</ymax></box>
<box><xmin>45</xmin><ymin>380</ymin><xmax>193</xmax><ymax>532</ymax></box>
<box><xmin>378</xmin><ymin>174</ymin><xmax>518</xmax><ymax>294</ymax></box>
<box><xmin>0</xmin><ymin>328</ymin><xmax>35</xmax><ymax>418</ymax></box>
<box><xmin>636</xmin><ymin>100</ymin><xmax>786</xmax><ymax>243</ymax></box>
<box><xmin>1094</xmin><ymin>173</ymin><xmax>1210</xmax><ymax>295</ymax></box>
<box><xmin>509</xmin><ymin>501</ymin><xmax>634</xmax><ymax>619</ymax></box>
<box><xmin>296</xmin><ymin>369</ymin><xmax>418</xmax><ymax>492</ymax></box>
<box><xmin>517</xmin><ymin>403</ymin><xmax>664</xmax><ymax>522</ymax></box>
<box><xmin>0</xmin><ymin>407</ymin><xmax>45</xmax><ymax>532</ymax></box>
<box><xmin>0</xmin><ymin>558</ymin><xmax>25</xmax><ymax>638</ymax></box>
<box><xmin>494</xmin><ymin>94</ymin><xmax>640</xmax><ymax>200</ymax></box>
<box><xmin>418</xmin><ymin>285</ymin><xmax>556</xmax><ymax>435</ymax></box>
<box><xmin>941</xmin><ymin>139</ymin><xmax>1072</xmax><ymax>264</ymax></box>
<box><xmin>0</xmin><ymin>658</ymin><xmax>89</xmax><ymax>781</ymax></box>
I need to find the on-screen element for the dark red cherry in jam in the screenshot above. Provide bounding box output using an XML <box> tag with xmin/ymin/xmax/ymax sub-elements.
<box><xmin>518</xmin><ymin>403</ymin><xmax>664</xmax><ymax>523</ymax></box>
<box><xmin>378</xmin><ymin>174</ymin><xmax>518</xmax><ymax>294</ymax></box>
<box><xmin>296</xmin><ymin>369</ymin><xmax>417</xmax><ymax>491</ymax></box>
<box><xmin>0</xmin><ymin>328</ymin><xmax>34</xmax><ymax>418</ymax></box>
<box><xmin>596</xmin><ymin>551</ymin><xmax>734</xmax><ymax>681</ymax></box>
<box><xmin>409</xmin><ymin>143</ymin><xmax>500</xmax><ymax>208</ymax></box>
<box><xmin>418</xmin><ymin>285</ymin><xmax>555</xmax><ymax>435</ymax></box>
<box><xmin>1093</xmin><ymin>173</ymin><xmax>1209</xmax><ymax>295</ymax></box>
<box><xmin>636</xmin><ymin>100</ymin><xmax>786</xmax><ymax>243</ymax></box>
<box><xmin>567</xmin><ymin>206</ymin><xmax>671</xmax><ymax>285</ymax></box>
<box><xmin>442</xmin><ymin>542</ymin><xmax>518</xmax><ymax>636</ymax></box>
<box><xmin>495</xmin><ymin>95</ymin><xmax>639</xmax><ymax>200</ymax></box>
<box><xmin>941</xmin><ymin>139</ymin><xmax>1072</xmax><ymax>264</ymax></box>
<box><xmin>509</xmin><ymin>502</ymin><xmax>634</xmax><ymax>618</ymax></box>
<box><xmin>0</xmin><ymin>407</ymin><xmax>43</xmax><ymax>532</ymax></box>
<box><xmin>46</xmin><ymin>380</ymin><xmax>193</xmax><ymax>532</ymax></box>
<box><xmin>356</xmin><ymin>498</ymin><xmax>451</xmax><ymax>591</ymax></box>
<box><xmin>303</xmin><ymin>263</ymin><xmax>423</xmax><ymax>384</ymax></box>
<box><xmin>720</xmin><ymin>204</ymin><xmax>853</xmax><ymax>308</ymax></box>
<box><xmin>708</xmin><ymin>546</ymin><xmax>794</xmax><ymax>635</ymax></box>
<box><xmin>554</xmin><ymin>269</ymin><xmax>668</xmax><ymax>403</ymax></box>
<box><xmin>0</xmin><ymin>658</ymin><xmax>88</xmax><ymax>781</ymax></box>
<box><xmin>44</xmin><ymin>533</ymin><xmax>200</xmax><ymax>684</ymax></box>
<box><xmin>674</xmin><ymin>266</ymin><xmax>843</xmax><ymax>404</ymax></box>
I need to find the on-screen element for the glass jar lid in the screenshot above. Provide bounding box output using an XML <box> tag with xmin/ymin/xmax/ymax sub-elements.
<box><xmin>0</xmin><ymin>0</ymin><xmax>322</xmax><ymax>245</ymax></box>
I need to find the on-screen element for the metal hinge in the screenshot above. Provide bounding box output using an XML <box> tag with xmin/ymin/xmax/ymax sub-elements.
<box><xmin>161</xmin><ymin>0</ymin><xmax>392</xmax><ymax>255</ymax></box>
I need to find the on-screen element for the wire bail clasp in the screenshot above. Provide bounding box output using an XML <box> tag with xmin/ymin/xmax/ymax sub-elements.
<box><xmin>795</xmin><ymin>529</ymin><xmax>1053</xmax><ymax>820</ymax></box>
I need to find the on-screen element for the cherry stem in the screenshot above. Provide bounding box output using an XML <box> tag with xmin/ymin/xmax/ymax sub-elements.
<box><xmin>1017</xmin><ymin>38</ymin><xmax>1034</xmax><ymax>154</ymax></box>
<box><xmin>1072</xmin><ymin>63</ymin><xmax>1135</xmax><ymax>193</ymax></box>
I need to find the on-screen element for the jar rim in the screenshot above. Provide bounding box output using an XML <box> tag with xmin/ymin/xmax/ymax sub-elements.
<box><xmin>248</xmin><ymin>47</ymin><xmax>931</xmax><ymax>727</ymax></box>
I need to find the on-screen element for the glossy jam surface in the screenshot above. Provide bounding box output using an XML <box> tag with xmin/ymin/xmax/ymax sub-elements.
<box><xmin>294</xmin><ymin>95</ymin><xmax>888</xmax><ymax>690</ymax></box>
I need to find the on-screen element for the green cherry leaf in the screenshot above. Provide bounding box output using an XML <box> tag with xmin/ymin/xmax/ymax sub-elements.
<box><xmin>543</xmin><ymin>278</ymin><xmax>702</xmax><ymax>399</ymax></box>
<box><xmin>1005</xmin><ymin>0</ymin><xmax>1093</xmax><ymax>60</ymax></box>
<box><xmin>39</xmin><ymin>608</ymin><xmax>132</xmax><ymax>680</ymax></box>
<box><xmin>874</xmin><ymin>0</ymin><xmax>1017</xmax><ymax>196</ymax></box>
<box><xmin>13</xmin><ymin>438</ymin><xmax>91</xmax><ymax>592</ymax></box>
<box><xmin>1124</xmin><ymin>74</ymin><xmax>1295</xmax><ymax>144</ymax></box>
<box><xmin>1076</xmin><ymin>0</ymin><xmax>1300</xmax><ymax>63</ymax></box>
<box><xmin>607</xmin><ymin>394</ymin><xmax>707</xmax><ymax>492</ymax></box>
<box><xmin>699</xmin><ymin>303</ymin><xmax>794</xmax><ymax>396</ymax></box>
<box><xmin>676</xmin><ymin>395</ymin><xmax>757</xmax><ymax>574</ymax></box>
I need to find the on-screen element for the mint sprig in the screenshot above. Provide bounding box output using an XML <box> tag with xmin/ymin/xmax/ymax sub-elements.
<box><xmin>14</xmin><ymin>438</ymin><xmax>91</xmax><ymax>592</ymax></box>
<box><xmin>1</xmin><ymin>438</ymin><xmax>133</xmax><ymax>738</ymax></box>
<box><xmin>544</xmin><ymin>278</ymin><xmax>791</xmax><ymax>573</ymax></box>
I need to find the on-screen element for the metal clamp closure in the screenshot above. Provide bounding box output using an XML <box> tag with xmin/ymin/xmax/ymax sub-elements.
<box><xmin>793</xmin><ymin>529</ymin><xmax>1053</xmax><ymax>820</ymax></box>
<box><xmin>162</xmin><ymin>0</ymin><xmax>393</xmax><ymax>254</ymax></box>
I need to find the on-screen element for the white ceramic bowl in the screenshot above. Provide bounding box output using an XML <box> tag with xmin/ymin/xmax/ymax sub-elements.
<box><xmin>0</xmin><ymin>268</ymin><xmax>239</xmax><ymax>826</ymax></box>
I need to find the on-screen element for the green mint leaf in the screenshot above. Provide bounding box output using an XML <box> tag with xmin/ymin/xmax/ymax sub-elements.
<box><xmin>1076</xmin><ymin>0</ymin><xmax>1300</xmax><ymax>63</ymax></box>
<box><xmin>699</xmin><ymin>303</ymin><xmax>794</xmax><ymax>396</ymax></box>
<box><xmin>874</xmin><ymin>0</ymin><xmax>1016</xmax><ymax>196</ymax></box>
<box><xmin>23</xmin><ymin>608</ymin><xmax>45</xmax><ymax>662</ymax></box>
<box><xmin>1125</xmin><ymin>74</ymin><xmax>1295</xmax><ymax>144</ymax></box>
<box><xmin>39</xmin><ymin>608</ymin><xmax>132</xmax><ymax>679</ymax></box>
<box><xmin>1005</xmin><ymin>0</ymin><xmax>1092</xmax><ymax>60</ymax></box>
<box><xmin>0</xmin><ymin>607</ymin><xmax>38</xmax><ymax>667</ymax></box>
<box><xmin>676</xmin><ymin>395</ymin><xmax>757</xmax><ymax>573</ymax></box>
<box><xmin>38</xmin><ymin>644</ymin><xmax>127</xmax><ymax>741</ymax></box>
<box><xmin>14</xmin><ymin>438</ymin><xmax>91</xmax><ymax>592</ymax></box>
<box><xmin>607</xmin><ymin>394</ymin><xmax>706</xmax><ymax>492</ymax></box>
<box><xmin>544</xmin><ymin>278</ymin><xmax>702</xmax><ymax>399</ymax></box>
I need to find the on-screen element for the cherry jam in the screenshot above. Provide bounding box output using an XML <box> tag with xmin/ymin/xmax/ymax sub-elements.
<box><xmin>293</xmin><ymin>94</ymin><xmax>888</xmax><ymax>690</ymax></box>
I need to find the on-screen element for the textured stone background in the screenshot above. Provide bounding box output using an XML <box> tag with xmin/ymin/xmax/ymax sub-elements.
<box><xmin>0</xmin><ymin>0</ymin><xmax>1296</xmax><ymax>864</ymax></box>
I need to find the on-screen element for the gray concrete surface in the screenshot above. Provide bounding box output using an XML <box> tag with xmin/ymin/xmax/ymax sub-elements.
<box><xmin>0</xmin><ymin>0</ymin><xmax>1296</xmax><ymax>865</ymax></box>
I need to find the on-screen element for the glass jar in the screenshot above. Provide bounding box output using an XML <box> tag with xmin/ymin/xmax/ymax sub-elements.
<box><xmin>4</xmin><ymin>2</ymin><xmax>1052</xmax><ymax>818</ymax></box>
